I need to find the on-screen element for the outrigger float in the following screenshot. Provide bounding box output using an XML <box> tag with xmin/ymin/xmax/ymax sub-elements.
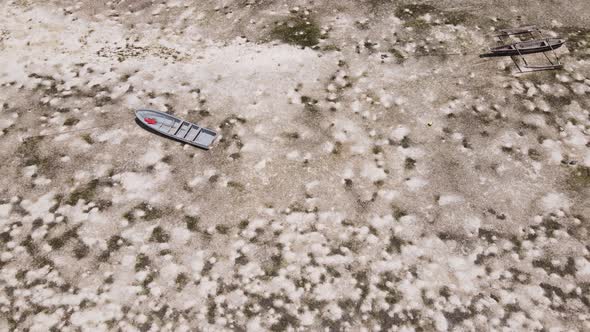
<box><xmin>480</xmin><ymin>26</ymin><xmax>565</xmax><ymax>73</ymax></box>
<box><xmin>136</xmin><ymin>109</ymin><xmax>218</xmax><ymax>149</ymax></box>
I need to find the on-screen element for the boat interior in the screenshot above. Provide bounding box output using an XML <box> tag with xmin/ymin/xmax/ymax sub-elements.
<box><xmin>139</xmin><ymin>110</ymin><xmax>217</xmax><ymax>147</ymax></box>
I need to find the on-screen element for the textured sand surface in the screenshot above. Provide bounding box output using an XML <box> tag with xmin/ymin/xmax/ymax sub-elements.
<box><xmin>0</xmin><ymin>0</ymin><xmax>589</xmax><ymax>331</ymax></box>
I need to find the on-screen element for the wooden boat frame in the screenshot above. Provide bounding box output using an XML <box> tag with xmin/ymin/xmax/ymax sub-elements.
<box><xmin>482</xmin><ymin>26</ymin><xmax>565</xmax><ymax>73</ymax></box>
<box><xmin>136</xmin><ymin>109</ymin><xmax>218</xmax><ymax>150</ymax></box>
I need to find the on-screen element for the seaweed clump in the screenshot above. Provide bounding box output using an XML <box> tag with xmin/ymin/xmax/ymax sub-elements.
<box><xmin>271</xmin><ymin>13</ymin><xmax>322</xmax><ymax>48</ymax></box>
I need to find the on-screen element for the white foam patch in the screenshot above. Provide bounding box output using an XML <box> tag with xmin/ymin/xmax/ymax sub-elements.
<box><xmin>97</xmin><ymin>129</ymin><xmax>128</xmax><ymax>145</ymax></box>
<box><xmin>33</xmin><ymin>177</ymin><xmax>52</xmax><ymax>186</ymax></box>
<box><xmin>23</xmin><ymin>165</ymin><xmax>37</xmax><ymax>178</ymax></box>
<box><xmin>541</xmin><ymin>139</ymin><xmax>562</xmax><ymax>165</ymax></box>
<box><xmin>405</xmin><ymin>177</ymin><xmax>428</xmax><ymax>191</ymax></box>
<box><xmin>171</xmin><ymin>227</ymin><xmax>192</xmax><ymax>245</ymax></box>
<box><xmin>539</xmin><ymin>192</ymin><xmax>571</xmax><ymax>212</ymax></box>
<box><xmin>0</xmin><ymin>118</ymin><xmax>14</xmax><ymax>130</ymax></box>
<box><xmin>438</xmin><ymin>194</ymin><xmax>464</xmax><ymax>206</ymax></box>
<box><xmin>0</xmin><ymin>204</ymin><xmax>11</xmax><ymax>218</ymax></box>
<box><xmin>565</xmin><ymin>124</ymin><xmax>588</xmax><ymax>147</ymax></box>
<box><xmin>20</xmin><ymin>192</ymin><xmax>56</xmax><ymax>223</ymax></box>
<box><xmin>463</xmin><ymin>216</ymin><xmax>481</xmax><ymax>235</ymax></box>
<box><xmin>522</xmin><ymin>114</ymin><xmax>546</xmax><ymax>128</ymax></box>
<box><xmin>575</xmin><ymin>258</ymin><xmax>590</xmax><ymax>279</ymax></box>
<box><xmin>360</xmin><ymin>162</ymin><xmax>387</xmax><ymax>182</ymax></box>
<box><xmin>112</xmin><ymin>171</ymin><xmax>169</xmax><ymax>200</ymax></box>
<box><xmin>30</xmin><ymin>313</ymin><xmax>60</xmax><ymax>332</ymax></box>
<box><xmin>394</xmin><ymin>215</ymin><xmax>423</xmax><ymax>241</ymax></box>
<box><xmin>70</xmin><ymin>305</ymin><xmax>123</xmax><ymax>329</ymax></box>
<box><xmin>390</xmin><ymin>126</ymin><xmax>410</xmax><ymax>141</ymax></box>
<box><xmin>378</xmin><ymin>189</ymin><xmax>399</xmax><ymax>201</ymax></box>
<box><xmin>140</xmin><ymin>142</ymin><xmax>164</xmax><ymax>165</ymax></box>
<box><xmin>161</xmin><ymin>262</ymin><xmax>182</xmax><ymax>286</ymax></box>
<box><xmin>77</xmin><ymin>209</ymin><xmax>110</xmax><ymax>246</ymax></box>
<box><xmin>369</xmin><ymin>214</ymin><xmax>394</xmax><ymax>230</ymax></box>
<box><xmin>57</xmin><ymin>203</ymin><xmax>90</xmax><ymax>224</ymax></box>
<box><xmin>433</xmin><ymin>311</ymin><xmax>448</xmax><ymax>331</ymax></box>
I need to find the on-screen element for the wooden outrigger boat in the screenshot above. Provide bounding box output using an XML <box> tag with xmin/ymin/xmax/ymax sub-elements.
<box><xmin>136</xmin><ymin>109</ymin><xmax>217</xmax><ymax>149</ymax></box>
<box><xmin>480</xmin><ymin>38</ymin><xmax>565</xmax><ymax>57</ymax></box>
<box><xmin>480</xmin><ymin>26</ymin><xmax>565</xmax><ymax>73</ymax></box>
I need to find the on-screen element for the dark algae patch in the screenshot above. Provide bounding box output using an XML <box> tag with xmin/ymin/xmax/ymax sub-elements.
<box><xmin>394</xmin><ymin>4</ymin><xmax>472</xmax><ymax>31</ymax></box>
<box><xmin>135</xmin><ymin>253</ymin><xmax>151</xmax><ymax>272</ymax></box>
<box><xmin>175</xmin><ymin>273</ymin><xmax>189</xmax><ymax>290</ymax></box>
<box><xmin>556</xmin><ymin>27</ymin><xmax>590</xmax><ymax>57</ymax></box>
<box><xmin>184</xmin><ymin>215</ymin><xmax>199</xmax><ymax>232</ymax></box>
<box><xmin>271</xmin><ymin>14</ymin><xmax>321</xmax><ymax>48</ymax></box>
<box><xmin>394</xmin><ymin>4</ymin><xmax>435</xmax><ymax>20</ymax></box>
<box><xmin>388</xmin><ymin>47</ymin><xmax>407</xmax><ymax>63</ymax></box>
<box><xmin>16</xmin><ymin>136</ymin><xmax>44</xmax><ymax>166</ymax></box>
<box><xmin>65</xmin><ymin>179</ymin><xmax>100</xmax><ymax>205</ymax></box>
<box><xmin>63</xmin><ymin>117</ymin><xmax>80</xmax><ymax>126</ymax></box>
<box><xmin>123</xmin><ymin>202</ymin><xmax>167</xmax><ymax>223</ymax></box>
<box><xmin>567</xmin><ymin>166</ymin><xmax>590</xmax><ymax>191</ymax></box>
<box><xmin>65</xmin><ymin>177</ymin><xmax>113</xmax><ymax>205</ymax></box>
<box><xmin>395</xmin><ymin>4</ymin><xmax>435</xmax><ymax>31</ymax></box>
<box><xmin>439</xmin><ymin>9</ymin><xmax>472</xmax><ymax>26</ymax></box>
<box><xmin>150</xmin><ymin>226</ymin><xmax>170</xmax><ymax>243</ymax></box>
<box><xmin>16</xmin><ymin>136</ymin><xmax>58</xmax><ymax>175</ymax></box>
<box><xmin>47</xmin><ymin>225</ymin><xmax>81</xmax><ymax>250</ymax></box>
<box><xmin>81</xmin><ymin>133</ymin><xmax>94</xmax><ymax>144</ymax></box>
<box><xmin>132</xmin><ymin>202</ymin><xmax>168</xmax><ymax>221</ymax></box>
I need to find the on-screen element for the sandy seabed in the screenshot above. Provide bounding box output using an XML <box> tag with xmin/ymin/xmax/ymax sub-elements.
<box><xmin>0</xmin><ymin>0</ymin><xmax>589</xmax><ymax>331</ymax></box>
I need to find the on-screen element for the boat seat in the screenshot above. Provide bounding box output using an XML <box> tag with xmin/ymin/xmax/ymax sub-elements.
<box><xmin>136</xmin><ymin>109</ymin><xmax>218</xmax><ymax>149</ymax></box>
<box><xmin>168</xmin><ymin>120</ymin><xmax>182</xmax><ymax>134</ymax></box>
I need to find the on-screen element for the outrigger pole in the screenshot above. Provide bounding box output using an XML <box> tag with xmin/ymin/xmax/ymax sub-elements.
<box><xmin>481</xmin><ymin>25</ymin><xmax>565</xmax><ymax>73</ymax></box>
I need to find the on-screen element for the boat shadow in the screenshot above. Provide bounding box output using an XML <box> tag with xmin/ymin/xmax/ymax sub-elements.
<box><xmin>479</xmin><ymin>53</ymin><xmax>503</xmax><ymax>58</ymax></box>
<box><xmin>134</xmin><ymin>118</ymin><xmax>209</xmax><ymax>151</ymax></box>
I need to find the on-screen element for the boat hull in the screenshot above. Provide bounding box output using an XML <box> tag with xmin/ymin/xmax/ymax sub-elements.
<box><xmin>136</xmin><ymin>109</ymin><xmax>217</xmax><ymax>150</ymax></box>
<box><xmin>480</xmin><ymin>38</ymin><xmax>565</xmax><ymax>57</ymax></box>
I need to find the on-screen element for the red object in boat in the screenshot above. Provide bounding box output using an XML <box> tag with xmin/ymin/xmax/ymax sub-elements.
<box><xmin>145</xmin><ymin>117</ymin><xmax>157</xmax><ymax>125</ymax></box>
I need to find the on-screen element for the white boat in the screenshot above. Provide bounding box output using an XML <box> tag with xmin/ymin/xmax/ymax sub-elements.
<box><xmin>136</xmin><ymin>109</ymin><xmax>217</xmax><ymax>149</ymax></box>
